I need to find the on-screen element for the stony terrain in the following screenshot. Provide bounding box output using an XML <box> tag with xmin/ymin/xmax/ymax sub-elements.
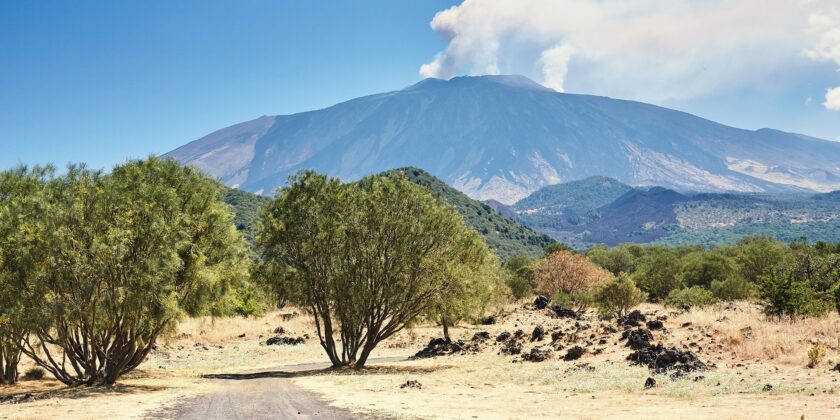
<box><xmin>2</xmin><ymin>302</ymin><xmax>839</xmax><ymax>419</ymax></box>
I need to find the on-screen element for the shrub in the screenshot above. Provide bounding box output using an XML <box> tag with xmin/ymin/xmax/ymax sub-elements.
<box><xmin>586</xmin><ymin>245</ymin><xmax>636</xmax><ymax>276</ymax></box>
<box><xmin>544</xmin><ymin>242</ymin><xmax>574</xmax><ymax>255</ymax></box>
<box><xmin>666</xmin><ymin>287</ymin><xmax>718</xmax><ymax>310</ymax></box>
<box><xmin>533</xmin><ymin>251</ymin><xmax>612</xmax><ymax>296</ymax></box>
<box><xmin>759</xmin><ymin>267</ymin><xmax>827</xmax><ymax>317</ymax></box>
<box><xmin>711</xmin><ymin>277</ymin><xmax>755</xmax><ymax>301</ymax></box>
<box><xmin>807</xmin><ymin>342</ymin><xmax>827</xmax><ymax>368</ymax></box>
<box><xmin>680</xmin><ymin>252</ymin><xmax>738</xmax><ymax>288</ymax></box>
<box><xmin>593</xmin><ymin>274</ymin><xmax>647</xmax><ymax>320</ymax></box>
<box><xmin>632</xmin><ymin>251</ymin><xmax>683</xmax><ymax>300</ymax></box>
<box><xmin>553</xmin><ymin>291</ymin><xmax>595</xmax><ymax>313</ymax></box>
<box><xmin>23</xmin><ymin>368</ymin><xmax>45</xmax><ymax>381</ymax></box>
<box><xmin>505</xmin><ymin>275</ymin><xmax>533</xmax><ymax>300</ymax></box>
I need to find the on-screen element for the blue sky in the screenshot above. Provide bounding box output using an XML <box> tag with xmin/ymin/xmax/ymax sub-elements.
<box><xmin>2</xmin><ymin>0</ymin><xmax>839</xmax><ymax>171</ymax></box>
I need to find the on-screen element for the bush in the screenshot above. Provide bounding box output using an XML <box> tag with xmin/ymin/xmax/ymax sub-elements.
<box><xmin>505</xmin><ymin>275</ymin><xmax>533</xmax><ymax>300</ymax></box>
<box><xmin>23</xmin><ymin>368</ymin><xmax>45</xmax><ymax>381</ymax></box>
<box><xmin>807</xmin><ymin>342</ymin><xmax>827</xmax><ymax>368</ymax></box>
<box><xmin>552</xmin><ymin>291</ymin><xmax>595</xmax><ymax>313</ymax></box>
<box><xmin>666</xmin><ymin>287</ymin><xmax>718</xmax><ymax>310</ymax></box>
<box><xmin>632</xmin><ymin>251</ymin><xmax>683</xmax><ymax>300</ymax></box>
<box><xmin>593</xmin><ymin>274</ymin><xmax>647</xmax><ymax>319</ymax></box>
<box><xmin>680</xmin><ymin>252</ymin><xmax>738</xmax><ymax>288</ymax></box>
<box><xmin>759</xmin><ymin>267</ymin><xmax>827</xmax><ymax>317</ymax></box>
<box><xmin>533</xmin><ymin>251</ymin><xmax>612</xmax><ymax>296</ymax></box>
<box><xmin>711</xmin><ymin>277</ymin><xmax>755</xmax><ymax>301</ymax></box>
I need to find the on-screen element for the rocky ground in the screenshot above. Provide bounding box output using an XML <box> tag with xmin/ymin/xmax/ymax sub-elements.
<box><xmin>2</xmin><ymin>301</ymin><xmax>840</xmax><ymax>419</ymax></box>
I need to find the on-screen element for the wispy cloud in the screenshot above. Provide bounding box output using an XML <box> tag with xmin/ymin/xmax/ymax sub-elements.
<box><xmin>420</xmin><ymin>0</ymin><xmax>838</xmax><ymax>105</ymax></box>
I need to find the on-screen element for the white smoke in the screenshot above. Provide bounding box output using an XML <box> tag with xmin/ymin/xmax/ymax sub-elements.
<box><xmin>420</xmin><ymin>0</ymin><xmax>838</xmax><ymax>104</ymax></box>
<box><xmin>806</xmin><ymin>8</ymin><xmax>840</xmax><ymax>110</ymax></box>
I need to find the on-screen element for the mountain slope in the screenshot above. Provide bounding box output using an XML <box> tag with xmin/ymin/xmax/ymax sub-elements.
<box><xmin>384</xmin><ymin>167</ymin><xmax>553</xmax><ymax>259</ymax></box>
<box><xmin>166</xmin><ymin>75</ymin><xmax>840</xmax><ymax>204</ymax></box>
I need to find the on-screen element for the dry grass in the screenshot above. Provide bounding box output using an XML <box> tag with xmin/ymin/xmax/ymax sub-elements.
<box><xmin>672</xmin><ymin>301</ymin><xmax>840</xmax><ymax>366</ymax></box>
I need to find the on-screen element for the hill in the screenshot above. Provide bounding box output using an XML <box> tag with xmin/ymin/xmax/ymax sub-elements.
<box><xmin>384</xmin><ymin>167</ymin><xmax>553</xmax><ymax>259</ymax></box>
<box><xmin>222</xmin><ymin>187</ymin><xmax>270</xmax><ymax>242</ymax></box>
<box><xmin>166</xmin><ymin>75</ymin><xmax>840</xmax><ymax>204</ymax></box>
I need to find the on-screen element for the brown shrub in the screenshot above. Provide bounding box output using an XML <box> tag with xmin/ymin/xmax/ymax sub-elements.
<box><xmin>533</xmin><ymin>251</ymin><xmax>612</xmax><ymax>296</ymax></box>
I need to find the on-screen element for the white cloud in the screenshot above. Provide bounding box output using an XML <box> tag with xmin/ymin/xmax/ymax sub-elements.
<box><xmin>806</xmin><ymin>8</ymin><xmax>840</xmax><ymax>110</ymax></box>
<box><xmin>420</xmin><ymin>0</ymin><xmax>838</xmax><ymax>104</ymax></box>
<box><xmin>826</xmin><ymin>87</ymin><xmax>840</xmax><ymax>110</ymax></box>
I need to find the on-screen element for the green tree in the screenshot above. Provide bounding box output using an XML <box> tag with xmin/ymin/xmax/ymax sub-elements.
<box><xmin>11</xmin><ymin>158</ymin><xmax>249</xmax><ymax>386</ymax></box>
<box><xmin>256</xmin><ymin>171</ymin><xmax>490</xmax><ymax>369</ymax></box>
<box><xmin>593</xmin><ymin>273</ymin><xmax>647</xmax><ymax>319</ymax></box>
<box><xmin>632</xmin><ymin>249</ymin><xmax>683</xmax><ymax>300</ymax></box>
<box><xmin>586</xmin><ymin>245</ymin><xmax>636</xmax><ymax>276</ymax></box>
<box><xmin>666</xmin><ymin>287</ymin><xmax>718</xmax><ymax>310</ymax></box>
<box><xmin>544</xmin><ymin>242</ymin><xmax>574</xmax><ymax>255</ymax></box>
<box><xmin>679</xmin><ymin>251</ymin><xmax>738</xmax><ymax>288</ymax></box>
<box><xmin>733</xmin><ymin>237</ymin><xmax>790</xmax><ymax>283</ymax></box>
<box><xmin>503</xmin><ymin>254</ymin><xmax>534</xmax><ymax>299</ymax></box>
<box><xmin>0</xmin><ymin>165</ymin><xmax>53</xmax><ymax>385</ymax></box>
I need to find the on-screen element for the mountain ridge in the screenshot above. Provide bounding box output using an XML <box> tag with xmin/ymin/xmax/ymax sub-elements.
<box><xmin>166</xmin><ymin>75</ymin><xmax>840</xmax><ymax>203</ymax></box>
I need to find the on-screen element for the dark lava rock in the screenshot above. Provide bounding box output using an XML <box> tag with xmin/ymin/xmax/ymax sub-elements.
<box><xmin>620</xmin><ymin>328</ymin><xmax>654</xmax><ymax>350</ymax></box>
<box><xmin>501</xmin><ymin>339</ymin><xmax>522</xmax><ymax>355</ymax></box>
<box><xmin>762</xmin><ymin>384</ymin><xmax>773</xmax><ymax>392</ymax></box>
<box><xmin>627</xmin><ymin>344</ymin><xmax>708</xmax><ymax>374</ymax></box>
<box><xmin>551</xmin><ymin>331</ymin><xmax>564</xmax><ymax>342</ymax></box>
<box><xmin>646</xmin><ymin>320</ymin><xmax>664</xmax><ymax>330</ymax></box>
<box><xmin>564</xmin><ymin>346</ymin><xmax>586</xmax><ymax>361</ymax></box>
<box><xmin>551</xmin><ymin>304</ymin><xmax>579</xmax><ymax>319</ymax></box>
<box><xmin>480</xmin><ymin>315</ymin><xmax>496</xmax><ymax>325</ymax></box>
<box><xmin>273</xmin><ymin>327</ymin><xmax>286</xmax><ymax>334</ymax></box>
<box><xmin>621</xmin><ymin>310</ymin><xmax>646</xmax><ymax>327</ymax></box>
<box><xmin>513</xmin><ymin>329</ymin><xmax>525</xmax><ymax>339</ymax></box>
<box><xmin>413</xmin><ymin>338</ymin><xmax>478</xmax><ymax>359</ymax></box>
<box><xmin>237</xmin><ymin>333</ymin><xmax>246</xmax><ymax>338</ymax></box>
<box><xmin>266</xmin><ymin>335</ymin><xmax>305</xmax><ymax>346</ymax></box>
<box><xmin>472</xmin><ymin>331</ymin><xmax>491</xmax><ymax>342</ymax></box>
<box><xmin>496</xmin><ymin>331</ymin><xmax>511</xmax><ymax>342</ymax></box>
<box><xmin>644</xmin><ymin>377</ymin><xmax>656</xmax><ymax>389</ymax></box>
<box><xmin>400</xmin><ymin>380</ymin><xmax>423</xmax><ymax>390</ymax></box>
<box><xmin>832</xmin><ymin>363</ymin><xmax>840</xmax><ymax>372</ymax></box>
<box><xmin>534</xmin><ymin>295</ymin><xmax>551</xmax><ymax>310</ymax></box>
<box><xmin>531</xmin><ymin>325</ymin><xmax>545</xmax><ymax>342</ymax></box>
<box><xmin>522</xmin><ymin>347</ymin><xmax>552</xmax><ymax>362</ymax></box>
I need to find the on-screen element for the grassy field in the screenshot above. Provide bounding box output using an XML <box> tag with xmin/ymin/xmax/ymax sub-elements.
<box><xmin>2</xmin><ymin>303</ymin><xmax>839</xmax><ymax>419</ymax></box>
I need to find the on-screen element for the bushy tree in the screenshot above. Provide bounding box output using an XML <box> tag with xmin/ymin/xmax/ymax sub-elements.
<box><xmin>586</xmin><ymin>245</ymin><xmax>636</xmax><ymax>276</ymax></box>
<box><xmin>503</xmin><ymin>254</ymin><xmax>534</xmax><ymax>299</ymax></box>
<box><xmin>0</xmin><ymin>166</ymin><xmax>53</xmax><ymax>385</ymax></box>
<box><xmin>733</xmin><ymin>237</ymin><xmax>790</xmax><ymax>283</ymax></box>
<box><xmin>533</xmin><ymin>250</ymin><xmax>612</xmax><ymax>296</ymax></box>
<box><xmin>759</xmin><ymin>263</ymin><xmax>829</xmax><ymax>318</ymax></box>
<box><xmin>666</xmin><ymin>287</ymin><xmax>718</xmax><ymax>310</ymax></box>
<box><xmin>593</xmin><ymin>273</ymin><xmax>647</xmax><ymax>319</ymax></box>
<box><xmin>711</xmin><ymin>277</ymin><xmax>755</xmax><ymax>301</ymax></box>
<box><xmin>544</xmin><ymin>242</ymin><xmax>574</xmax><ymax>255</ymax></box>
<box><xmin>256</xmin><ymin>171</ymin><xmax>491</xmax><ymax>368</ymax></box>
<box><xmin>632</xmin><ymin>249</ymin><xmax>684</xmax><ymax>300</ymax></box>
<box><xmin>7</xmin><ymin>159</ymin><xmax>249</xmax><ymax>386</ymax></box>
<box><xmin>679</xmin><ymin>251</ymin><xmax>738</xmax><ymax>288</ymax></box>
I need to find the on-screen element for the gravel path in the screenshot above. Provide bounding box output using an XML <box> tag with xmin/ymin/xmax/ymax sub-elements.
<box><xmin>153</xmin><ymin>357</ymin><xmax>407</xmax><ymax>420</ymax></box>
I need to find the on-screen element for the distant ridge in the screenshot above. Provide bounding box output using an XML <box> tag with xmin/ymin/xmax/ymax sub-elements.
<box><xmin>167</xmin><ymin>74</ymin><xmax>840</xmax><ymax>204</ymax></box>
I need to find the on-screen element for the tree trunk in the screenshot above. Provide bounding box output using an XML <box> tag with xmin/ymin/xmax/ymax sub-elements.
<box><xmin>441</xmin><ymin>317</ymin><xmax>451</xmax><ymax>343</ymax></box>
<box><xmin>0</xmin><ymin>344</ymin><xmax>19</xmax><ymax>385</ymax></box>
<box><xmin>354</xmin><ymin>337</ymin><xmax>378</xmax><ymax>369</ymax></box>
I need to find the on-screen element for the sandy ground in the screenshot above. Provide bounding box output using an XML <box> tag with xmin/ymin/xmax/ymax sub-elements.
<box><xmin>1</xmin><ymin>303</ymin><xmax>839</xmax><ymax>419</ymax></box>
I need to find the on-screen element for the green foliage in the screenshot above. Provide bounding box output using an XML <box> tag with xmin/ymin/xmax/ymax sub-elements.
<box><xmin>759</xmin><ymin>266</ymin><xmax>827</xmax><ymax>317</ymax></box>
<box><xmin>586</xmin><ymin>245</ymin><xmax>636</xmax><ymax>275</ymax></box>
<box><xmin>593</xmin><ymin>274</ymin><xmax>647</xmax><ymax>319</ymax></box>
<box><xmin>632</xmin><ymin>248</ymin><xmax>684</xmax><ymax>300</ymax></box>
<box><xmin>23</xmin><ymin>368</ymin><xmax>45</xmax><ymax>381</ymax></box>
<box><xmin>553</xmin><ymin>291</ymin><xmax>595</xmax><ymax>313</ymax></box>
<box><xmin>679</xmin><ymin>252</ymin><xmax>738</xmax><ymax>288</ymax></box>
<box><xmin>257</xmin><ymin>170</ymin><xmax>493</xmax><ymax>368</ymax></box>
<box><xmin>666</xmin><ymin>287</ymin><xmax>718</xmax><ymax>310</ymax></box>
<box><xmin>710</xmin><ymin>277</ymin><xmax>755</xmax><ymax>301</ymax></box>
<box><xmin>733</xmin><ymin>237</ymin><xmax>791</xmax><ymax>283</ymax></box>
<box><xmin>544</xmin><ymin>242</ymin><xmax>574</xmax><ymax>255</ymax></box>
<box><xmin>505</xmin><ymin>274</ymin><xmax>533</xmax><ymax>300</ymax></box>
<box><xmin>515</xmin><ymin>176</ymin><xmax>633</xmax><ymax>230</ymax></box>
<box><xmin>2</xmin><ymin>158</ymin><xmax>250</xmax><ymax>385</ymax></box>
<box><xmin>223</xmin><ymin>187</ymin><xmax>270</xmax><ymax>242</ymax></box>
<box><xmin>384</xmin><ymin>168</ymin><xmax>554</xmax><ymax>260</ymax></box>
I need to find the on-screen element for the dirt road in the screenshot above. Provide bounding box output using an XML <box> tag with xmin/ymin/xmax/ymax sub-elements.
<box><xmin>153</xmin><ymin>357</ymin><xmax>406</xmax><ymax>420</ymax></box>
